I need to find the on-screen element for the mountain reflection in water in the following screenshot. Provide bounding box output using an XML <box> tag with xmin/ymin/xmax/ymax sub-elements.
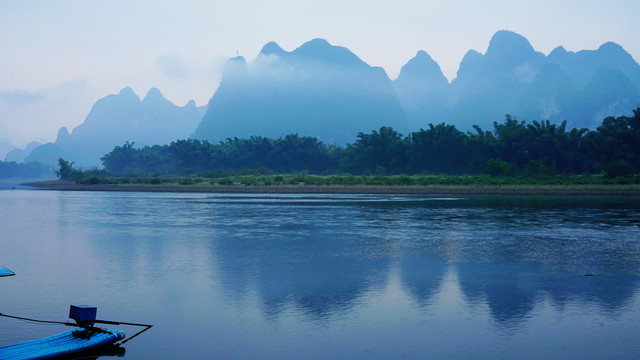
<box><xmin>0</xmin><ymin>192</ymin><xmax>638</xmax><ymax>359</ymax></box>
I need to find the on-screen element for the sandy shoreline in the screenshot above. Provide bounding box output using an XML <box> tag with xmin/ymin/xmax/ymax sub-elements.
<box><xmin>23</xmin><ymin>181</ymin><xmax>640</xmax><ymax>196</ymax></box>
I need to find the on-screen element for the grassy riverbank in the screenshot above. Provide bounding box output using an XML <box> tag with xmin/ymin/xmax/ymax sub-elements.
<box><xmin>25</xmin><ymin>174</ymin><xmax>640</xmax><ymax>195</ymax></box>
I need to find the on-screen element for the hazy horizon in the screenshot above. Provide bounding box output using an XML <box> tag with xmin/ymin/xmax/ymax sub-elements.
<box><xmin>1</xmin><ymin>0</ymin><xmax>638</xmax><ymax>146</ymax></box>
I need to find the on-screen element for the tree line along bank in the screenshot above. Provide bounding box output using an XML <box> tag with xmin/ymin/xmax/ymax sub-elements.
<box><xmin>55</xmin><ymin>108</ymin><xmax>639</xmax><ymax>184</ymax></box>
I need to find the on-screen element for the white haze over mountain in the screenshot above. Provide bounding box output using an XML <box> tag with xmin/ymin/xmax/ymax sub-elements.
<box><xmin>193</xmin><ymin>32</ymin><xmax>639</xmax><ymax>145</ymax></box>
<box><xmin>394</xmin><ymin>31</ymin><xmax>640</xmax><ymax>131</ymax></box>
<box><xmin>192</xmin><ymin>39</ymin><xmax>407</xmax><ymax>145</ymax></box>
<box><xmin>8</xmin><ymin>31</ymin><xmax>640</xmax><ymax>167</ymax></box>
<box><xmin>1</xmin><ymin>1</ymin><xmax>637</xmax><ymax>148</ymax></box>
<box><xmin>24</xmin><ymin>88</ymin><xmax>205</xmax><ymax>167</ymax></box>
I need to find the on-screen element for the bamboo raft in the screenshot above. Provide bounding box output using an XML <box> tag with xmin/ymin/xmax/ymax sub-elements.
<box><xmin>0</xmin><ymin>327</ymin><xmax>125</xmax><ymax>360</ymax></box>
<box><xmin>1</xmin><ymin>268</ymin><xmax>151</xmax><ymax>359</ymax></box>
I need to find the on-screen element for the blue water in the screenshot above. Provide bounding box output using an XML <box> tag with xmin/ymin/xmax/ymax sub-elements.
<box><xmin>0</xmin><ymin>190</ymin><xmax>638</xmax><ymax>359</ymax></box>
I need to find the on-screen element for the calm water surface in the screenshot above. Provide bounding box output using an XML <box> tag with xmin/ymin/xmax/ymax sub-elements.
<box><xmin>0</xmin><ymin>190</ymin><xmax>638</xmax><ymax>359</ymax></box>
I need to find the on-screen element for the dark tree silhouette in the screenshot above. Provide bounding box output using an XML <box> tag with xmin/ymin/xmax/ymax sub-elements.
<box><xmin>99</xmin><ymin>108</ymin><xmax>640</xmax><ymax>178</ymax></box>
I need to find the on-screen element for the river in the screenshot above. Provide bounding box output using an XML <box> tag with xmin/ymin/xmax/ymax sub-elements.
<box><xmin>0</xmin><ymin>189</ymin><xmax>638</xmax><ymax>359</ymax></box>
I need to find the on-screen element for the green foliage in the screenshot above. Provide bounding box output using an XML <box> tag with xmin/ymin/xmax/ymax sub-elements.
<box><xmin>603</xmin><ymin>160</ymin><xmax>636</xmax><ymax>178</ymax></box>
<box><xmin>524</xmin><ymin>160</ymin><xmax>553</xmax><ymax>178</ymax></box>
<box><xmin>49</xmin><ymin>171</ymin><xmax>640</xmax><ymax>188</ymax></box>
<box><xmin>340</xmin><ymin>127</ymin><xmax>408</xmax><ymax>174</ymax></box>
<box><xmin>408</xmin><ymin>123</ymin><xmax>476</xmax><ymax>174</ymax></box>
<box><xmin>100</xmin><ymin>141</ymin><xmax>136</xmax><ymax>174</ymax></box>
<box><xmin>95</xmin><ymin>108</ymin><xmax>639</xmax><ymax>179</ymax></box>
<box><xmin>56</xmin><ymin>158</ymin><xmax>79</xmax><ymax>180</ymax></box>
<box><xmin>484</xmin><ymin>159</ymin><xmax>515</xmax><ymax>177</ymax></box>
<box><xmin>201</xmin><ymin>169</ymin><xmax>226</xmax><ymax>178</ymax></box>
<box><xmin>217</xmin><ymin>178</ymin><xmax>234</xmax><ymax>185</ymax></box>
<box><xmin>83</xmin><ymin>176</ymin><xmax>102</xmax><ymax>185</ymax></box>
<box><xmin>180</xmin><ymin>178</ymin><xmax>194</xmax><ymax>185</ymax></box>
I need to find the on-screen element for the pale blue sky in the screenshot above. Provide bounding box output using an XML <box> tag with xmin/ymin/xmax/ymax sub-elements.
<box><xmin>0</xmin><ymin>0</ymin><xmax>638</xmax><ymax>145</ymax></box>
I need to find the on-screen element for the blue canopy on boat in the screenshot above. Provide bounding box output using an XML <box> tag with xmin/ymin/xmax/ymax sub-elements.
<box><xmin>0</xmin><ymin>266</ymin><xmax>14</xmax><ymax>277</ymax></box>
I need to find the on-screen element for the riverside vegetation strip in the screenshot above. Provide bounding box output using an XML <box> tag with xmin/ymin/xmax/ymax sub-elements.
<box><xmin>26</xmin><ymin>174</ymin><xmax>640</xmax><ymax>195</ymax></box>
<box><xmin>20</xmin><ymin>109</ymin><xmax>639</xmax><ymax>193</ymax></box>
<box><xmin>96</xmin><ymin>110</ymin><xmax>640</xmax><ymax>179</ymax></box>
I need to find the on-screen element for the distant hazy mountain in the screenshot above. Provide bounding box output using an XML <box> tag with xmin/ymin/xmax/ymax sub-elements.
<box><xmin>196</xmin><ymin>32</ymin><xmax>638</xmax><ymax>142</ymax></box>
<box><xmin>192</xmin><ymin>39</ymin><xmax>408</xmax><ymax>144</ymax></box>
<box><xmin>394</xmin><ymin>50</ymin><xmax>450</xmax><ymax>130</ymax></box>
<box><xmin>25</xmin><ymin>87</ymin><xmax>204</xmax><ymax>167</ymax></box>
<box><xmin>395</xmin><ymin>30</ymin><xmax>640</xmax><ymax>131</ymax></box>
<box><xmin>448</xmin><ymin>31</ymin><xmax>547</xmax><ymax>130</ymax></box>
<box><xmin>4</xmin><ymin>141</ymin><xmax>42</xmax><ymax>162</ymax></box>
<box><xmin>546</xmin><ymin>42</ymin><xmax>640</xmax><ymax>89</ymax></box>
<box><xmin>17</xmin><ymin>32</ymin><xmax>640</xmax><ymax>169</ymax></box>
<box><xmin>0</xmin><ymin>139</ymin><xmax>17</xmax><ymax>161</ymax></box>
